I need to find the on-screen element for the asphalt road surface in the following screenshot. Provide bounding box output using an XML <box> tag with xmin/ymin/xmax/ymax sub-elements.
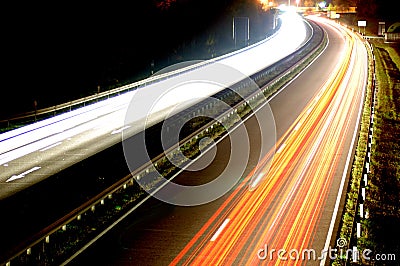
<box><xmin>70</xmin><ymin>17</ymin><xmax>368</xmax><ymax>266</ymax></box>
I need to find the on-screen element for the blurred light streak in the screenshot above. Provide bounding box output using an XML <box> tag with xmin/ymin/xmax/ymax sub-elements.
<box><xmin>0</xmin><ymin>13</ymin><xmax>306</xmax><ymax>168</ymax></box>
<box><xmin>171</xmin><ymin>18</ymin><xmax>368</xmax><ymax>266</ymax></box>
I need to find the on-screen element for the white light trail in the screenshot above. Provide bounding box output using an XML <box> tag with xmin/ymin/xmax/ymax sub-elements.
<box><xmin>0</xmin><ymin>12</ymin><xmax>307</xmax><ymax>169</ymax></box>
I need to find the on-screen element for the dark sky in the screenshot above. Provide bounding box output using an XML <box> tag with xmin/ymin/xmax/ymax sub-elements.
<box><xmin>1</xmin><ymin>1</ymin><xmax>235</xmax><ymax>117</ymax></box>
<box><xmin>4</xmin><ymin>0</ymin><xmax>393</xmax><ymax>118</ymax></box>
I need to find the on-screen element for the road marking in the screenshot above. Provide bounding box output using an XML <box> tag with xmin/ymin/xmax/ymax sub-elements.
<box><xmin>250</xmin><ymin>173</ymin><xmax>265</xmax><ymax>190</ymax></box>
<box><xmin>210</xmin><ymin>218</ymin><xmax>230</xmax><ymax>242</ymax></box>
<box><xmin>6</xmin><ymin>166</ymin><xmax>41</xmax><ymax>183</ymax></box>
<box><xmin>320</xmin><ymin>32</ymin><xmax>367</xmax><ymax>266</ymax></box>
<box><xmin>276</xmin><ymin>143</ymin><xmax>286</xmax><ymax>154</ymax></box>
<box><xmin>294</xmin><ymin>122</ymin><xmax>302</xmax><ymax>131</ymax></box>
<box><xmin>40</xmin><ymin>142</ymin><xmax>63</xmax><ymax>152</ymax></box>
<box><xmin>111</xmin><ymin>126</ymin><xmax>130</xmax><ymax>135</ymax></box>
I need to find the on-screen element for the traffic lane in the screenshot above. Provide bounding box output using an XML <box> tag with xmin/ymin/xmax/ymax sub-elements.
<box><xmin>0</xmin><ymin>102</ymin><xmax>177</xmax><ymax>199</ymax></box>
<box><xmin>0</xmin><ymin>103</ymin><xmax>191</xmax><ymax>253</ymax></box>
<box><xmin>311</xmin><ymin>29</ymin><xmax>368</xmax><ymax>265</ymax></box>
<box><xmin>70</xmin><ymin>19</ymin><xmax>348</xmax><ymax>266</ymax></box>
<box><xmin>270</xmin><ymin>18</ymin><xmax>346</xmax><ymax>138</ymax></box>
<box><xmin>168</xmin><ymin>18</ymin><xmax>359</xmax><ymax>265</ymax></box>
<box><xmin>0</xmin><ymin>91</ymin><xmax>190</xmax><ymax>199</ymax></box>
<box><xmin>0</xmin><ymin>106</ymin><xmax>140</xmax><ymax>256</ymax></box>
<box><xmin>0</xmin><ymin>106</ymin><xmax>128</xmax><ymax>199</ymax></box>
<box><xmin>171</xmin><ymin>20</ymin><xmax>366</xmax><ymax>265</ymax></box>
<box><xmin>173</xmin><ymin>20</ymin><xmax>368</xmax><ymax>265</ymax></box>
<box><xmin>0</xmin><ymin>96</ymin><xmax>129</xmax><ymax>163</ymax></box>
<box><xmin>70</xmin><ymin>112</ymin><xmax>264</xmax><ymax>266</ymax></box>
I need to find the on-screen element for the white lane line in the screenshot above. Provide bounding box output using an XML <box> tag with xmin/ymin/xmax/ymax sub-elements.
<box><xmin>210</xmin><ymin>218</ymin><xmax>230</xmax><ymax>242</ymax></box>
<box><xmin>40</xmin><ymin>142</ymin><xmax>63</xmax><ymax>152</ymax></box>
<box><xmin>276</xmin><ymin>143</ymin><xmax>286</xmax><ymax>154</ymax></box>
<box><xmin>250</xmin><ymin>173</ymin><xmax>265</xmax><ymax>190</ymax></box>
<box><xmin>6</xmin><ymin>166</ymin><xmax>41</xmax><ymax>183</ymax></box>
<box><xmin>294</xmin><ymin>122</ymin><xmax>302</xmax><ymax>131</ymax></box>
<box><xmin>111</xmin><ymin>126</ymin><xmax>130</xmax><ymax>135</ymax></box>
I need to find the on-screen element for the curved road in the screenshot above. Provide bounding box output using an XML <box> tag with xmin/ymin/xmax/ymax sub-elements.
<box><xmin>0</xmin><ymin>12</ymin><xmax>306</xmax><ymax>200</ymax></box>
<box><xmin>71</xmin><ymin>17</ymin><xmax>368</xmax><ymax>266</ymax></box>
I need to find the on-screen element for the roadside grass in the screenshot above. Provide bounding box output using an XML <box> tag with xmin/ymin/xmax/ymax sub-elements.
<box><xmin>333</xmin><ymin>40</ymin><xmax>400</xmax><ymax>265</ymax></box>
<box><xmin>333</xmin><ymin>38</ymin><xmax>374</xmax><ymax>265</ymax></box>
<box><xmin>357</xmin><ymin>41</ymin><xmax>400</xmax><ymax>265</ymax></box>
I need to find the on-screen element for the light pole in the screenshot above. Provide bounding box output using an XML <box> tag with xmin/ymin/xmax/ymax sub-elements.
<box><xmin>233</xmin><ymin>17</ymin><xmax>250</xmax><ymax>49</ymax></box>
<box><xmin>33</xmin><ymin>100</ymin><xmax>37</xmax><ymax>121</ymax></box>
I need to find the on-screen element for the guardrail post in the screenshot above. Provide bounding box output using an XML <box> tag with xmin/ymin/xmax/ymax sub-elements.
<box><xmin>359</xmin><ymin>203</ymin><xmax>364</xmax><ymax>219</ymax></box>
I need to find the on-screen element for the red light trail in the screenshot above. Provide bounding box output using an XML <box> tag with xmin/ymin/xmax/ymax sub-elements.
<box><xmin>170</xmin><ymin>18</ymin><xmax>368</xmax><ymax>266</ymax></box>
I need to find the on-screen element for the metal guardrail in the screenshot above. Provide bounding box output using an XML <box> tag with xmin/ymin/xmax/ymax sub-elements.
<box><xmin>2</xmin><ymin>19</ymin><xmax>326</xmax><ymax>265</ymax></box>
<box><xmin>344</xmin><ymin>40</ymin><xmax>376</xmax><ymax>265</ymax></box>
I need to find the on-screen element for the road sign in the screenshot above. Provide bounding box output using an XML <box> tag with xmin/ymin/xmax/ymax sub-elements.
<box><xmin>358</xmin><ymin>20</ymin><xmax>366</xmax><ymax>27</ymax></box>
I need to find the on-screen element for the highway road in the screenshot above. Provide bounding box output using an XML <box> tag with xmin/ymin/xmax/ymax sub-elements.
<box><xmin>0</xmin><ymin>11</ymin><xmax>307</xmax><ymax>201</ymax></box>
<box><xmin>71</xmin><ymin>17</ymin><xmax>368</xmax><ymax>265</ymax></box>
<box><xmin>0</xmin><ymin>11</ymin><xmax>311</xmax><ymax>263</ymax></box>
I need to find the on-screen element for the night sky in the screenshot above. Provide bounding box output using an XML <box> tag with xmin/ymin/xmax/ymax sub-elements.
<box><xmin>1</xmin><ymin>0</ymin><xmax>396</xmax><ymax>118</ymax></box>
<box><xmin>1</xmin><ymin>1</ymin><xmax>234</xmax><ymax>117</ymax></box>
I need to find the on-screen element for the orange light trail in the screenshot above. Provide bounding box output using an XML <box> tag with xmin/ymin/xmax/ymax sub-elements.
<box><xmin>170</xmin><ymin>19</ymin><xmax>368</xmax><ymax>266</ymax></box>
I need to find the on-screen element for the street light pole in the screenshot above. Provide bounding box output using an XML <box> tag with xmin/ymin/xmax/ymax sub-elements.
<box><xmin>233</xmin><ymin>17</ymin><xmax>250</xmax><ymax>48</ymax></box>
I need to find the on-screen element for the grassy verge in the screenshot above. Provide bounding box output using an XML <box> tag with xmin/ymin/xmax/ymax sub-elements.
<box><xmin>333</xmin><ymin>40</ymin><xmax>400</xmax><ymax>265</ymax></box>
<box><xmin>332</xmin><ymin>38</ymin><xmax>374</xmax><ymax>265</ymax></box>
<box><xmin>357</xmin><ymin>41</ymin><xmax>400</xmax><ymax>265</ymax></box>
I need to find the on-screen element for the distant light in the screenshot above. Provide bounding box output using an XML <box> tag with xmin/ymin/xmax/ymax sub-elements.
<box><xmin>318</xmin><ymin>1</ymin><xmax>326</xmax><ymax>8</ymax></box>
<box><xmin>259</xmin><ymin>0</ymin><xmax>274</xmax><ymax>10</ymax></box>
<box><xmin>278</xmin><ymin>4</ymin><xmax>297</xmax><ymax>13</ymax></box>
